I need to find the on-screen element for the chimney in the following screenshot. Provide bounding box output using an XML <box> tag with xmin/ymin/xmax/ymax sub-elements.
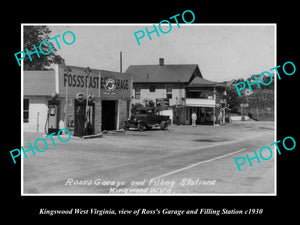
<box><xmin>159</xmin><ymin>58</ymin><xmax>164</xmax><ymax>66</ymax></box>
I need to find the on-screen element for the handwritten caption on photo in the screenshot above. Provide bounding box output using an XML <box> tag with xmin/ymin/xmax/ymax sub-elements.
<box><xmin>64</xmin><ymin>177</ymin><xmax>216</xmax><ymax>194</ymax></box>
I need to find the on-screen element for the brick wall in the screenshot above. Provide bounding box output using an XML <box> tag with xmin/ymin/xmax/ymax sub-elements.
<box><xmin>62</xmin><ymin>97</ymin><xmax>102</xmax><ymax>135</ymax></box>
<box><xmin>94</xmin><ymin>98</ymin><xmax>102</xmax><ymax>134</ymax></box>
<box><xmin>61</xmin><ymin>97</ymin><xmax>129</xmax><ymax>134</ymax></box>
<box><xmin>62</xmin><ymin>97</ymin><xmax>75</xmax><ymax>134</ymax></box>
<box><xmin>118</xmin><ymin>99</ymin><xmax>129</xmax><ymax>129</ymax></box>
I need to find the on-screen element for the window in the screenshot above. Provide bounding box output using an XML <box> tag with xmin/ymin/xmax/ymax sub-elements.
<box><xmin>186</xmin><ymin>89</ymin><xmax>212</xmax><ymax>99</ymax></box>
<box><xmin>24</xmin><ymin>99</ymin><xmax>29</xmax><ymax>123</ymax></box>
<box><xmin>166</xmin><ymin>85</ymin><xmax>172</xmax><ymax>99</ymax></box>
<box><xmin>135</xmin><ymin>86</ymin><xmax>141</xmax><ymax>99</ymax></box>
<box><xmin>149</xmin><ymin>85</ymin><xmax>155</xmax><ymax>92</ymax></box>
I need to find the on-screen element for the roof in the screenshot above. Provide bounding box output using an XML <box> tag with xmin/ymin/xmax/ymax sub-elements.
<box><xmin>187</xmin><ymin>76</ymin><xmax>226</xmax><ymax>88</ymax></box>
<box><xmin>24</xmin><ymin>70</ymin><xmax>55</xmax><ymax>96</ymax></box>
<box><xmin>125</xmin><ymin>64</ymin><xmax>202</xmax><ymax>83</ymax></box>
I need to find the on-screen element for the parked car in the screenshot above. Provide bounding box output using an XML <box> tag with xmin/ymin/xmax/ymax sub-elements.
<box><xmin>124</xmin><ymin>107</ymin><xmax>170</xmax><ymax>132</ymax></box>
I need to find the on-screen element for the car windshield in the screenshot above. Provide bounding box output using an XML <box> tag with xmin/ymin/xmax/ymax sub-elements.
<box><xmin>137</xmin><ymin>110</ymin><xmax>148</xmax><ymax>114</ymax></box>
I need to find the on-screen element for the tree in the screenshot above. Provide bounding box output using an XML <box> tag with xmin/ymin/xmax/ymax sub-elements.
<box><xmin>23</xmin><ymin>26</ymin><xmax>65</xmax><ymax>70</ymax></box>
<box><xmin>225</xmin><ymin>86</ymin><xmax>245</xmax><ymax>113</ymax></box>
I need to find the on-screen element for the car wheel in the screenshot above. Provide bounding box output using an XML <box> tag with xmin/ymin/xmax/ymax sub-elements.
<box><xmin>164</xmin><ymin>122</ymin><xmax>169</xmax><ymax>130</ymax></box>
<box><xmin>146</xmin><ymin>126</ymin><xmax>152</xmax><ymax>130</ymax></box>
<box><xmin>138</xmin><ymin>123</ymin><xmax>145</xmax><ymax>132</ymax></box>
<box><xmin>160</xmin><ymin>121</ymin><xmax>168</xmax><ymax>130</ymax></box>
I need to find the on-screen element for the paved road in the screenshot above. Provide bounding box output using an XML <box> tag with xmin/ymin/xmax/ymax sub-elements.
<box><xmin>22</xmin><ymin>121</ymin><xmax>275</xmax><ymax>195</ymax></box>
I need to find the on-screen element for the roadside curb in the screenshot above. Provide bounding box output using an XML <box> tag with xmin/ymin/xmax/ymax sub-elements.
<box><xmin>81</xmin><ymin>133</ymin><xmax>103</xmax><ymax>139</ymax></box>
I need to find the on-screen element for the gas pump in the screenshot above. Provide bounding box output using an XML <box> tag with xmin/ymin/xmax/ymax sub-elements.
<box><xmin>45</xmin><ymin>100</ymin><xmax>60</xmax><ymax>135</ymax></box>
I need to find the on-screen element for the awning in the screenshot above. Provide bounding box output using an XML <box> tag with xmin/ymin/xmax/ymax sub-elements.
<box><xmin>186</xmin><ymin>104</ymin><xmax>215</xmax><ymax>108</ymax></box>
<box><xmin>185</xmin><ymin>98</ymin><xmax>216</xmax><ymax>108</ymax></box>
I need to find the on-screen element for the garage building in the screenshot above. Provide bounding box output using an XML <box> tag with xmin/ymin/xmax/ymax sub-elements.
<box><xmin>23</xmin><ymin>64</ymin><xmax>133</xmax><ymax>136</ymax></box>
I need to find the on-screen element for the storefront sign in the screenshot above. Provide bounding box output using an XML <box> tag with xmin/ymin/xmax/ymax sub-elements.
<box><xmin>101</xmin><ymin>76</ymin><xmax>129</xmax><ymax>95</ymax></box>
<box><xmin>240</xmin><ymin>103</ymin><xmax>249</xmax><ymax>107</ymax></box>
<box><xmin>75</xmin><ymin>92</ymin><xmax>84</xmax><ymax>101</ymax></box>
<box><xmin>156</xmin><ymin>98</ymin><xmax>169</xmax><ymax>107</ymax></box>
<box><xmin>56</xmin><ymin>65</ymin><xmax>131</xmax><ymax>99</ymax></box>
<box><xmin>103</xmin><ymin>76</ymin><xmax>117</xmax><ymax>93</ymax></box>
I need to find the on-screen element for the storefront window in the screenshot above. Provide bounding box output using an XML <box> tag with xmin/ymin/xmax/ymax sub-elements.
<box><xmin>149</xmin><ymin>85</ymin><xmax>156</xmax><ymax>92</ymax></box>
<box><xmin>166</xmin><ymin>85</ymin><xmax>172</xmax><ymax>99</ymax></box>
<box><xmin>135</xmin><ymin>86</ymin><xmax>141</xmax><ymax>99</ymax></box>
<box><xmin>186</xmin><ymin>89</ymin><xmax>212</xmax><ymax>99</ymax></box>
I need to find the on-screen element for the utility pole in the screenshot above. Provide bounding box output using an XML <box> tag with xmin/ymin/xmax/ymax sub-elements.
<box><xmin>64</xmin><ymin>66</ymin><xmax>72</xmax><ymax>129</ymax></box>
<box><xmin>84</xmin><ymin>67</ymin><xmax>92</xmax><ymax>135</ymax></box>
<box><xmin>213</xmin><ymin>87</ymin><xmax>217</xmax><ymax>126</ymax></box>
<box><xmin>120</xmin><ymin>51</ymin><xmax>122</xmax><ymax>73</ymax></box>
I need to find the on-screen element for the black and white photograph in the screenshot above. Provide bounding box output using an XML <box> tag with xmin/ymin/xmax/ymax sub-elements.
<box><xmin>3</xmin><ymin>3</ymin><xmax>299</xmax><ymax>220</ymax></box>
<box><xmin>21</xmin><ymin>24</ymin><xmax>276</xmax><ymax>195</ymax></box>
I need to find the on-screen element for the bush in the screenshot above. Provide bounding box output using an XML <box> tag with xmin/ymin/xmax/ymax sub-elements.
<box><xmin>225</xmin><ymin>86</ymin><xmax>274</xmax><ymax>121</ymax></box>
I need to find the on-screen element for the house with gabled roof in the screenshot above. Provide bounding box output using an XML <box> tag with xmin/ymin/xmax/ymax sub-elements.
<box><xmin>125</xmin><ymin>58</ymin><xmax>227</xmax><ymax>125</ymax></box>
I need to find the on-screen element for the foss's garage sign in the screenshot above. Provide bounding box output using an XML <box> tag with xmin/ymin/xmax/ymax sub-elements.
<box><xmin>55</xmin><ymin>64</ymin><xmax>132</xmax><ymax>99</ymax></box>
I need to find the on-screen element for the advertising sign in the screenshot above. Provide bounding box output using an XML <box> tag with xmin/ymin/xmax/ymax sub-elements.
<box><xmin>56</xmin><ymin>64</ymin><xmax>131</xmax><ymax>99</ymax></box>
<box><xmin>156</xmin><ymin>98</ymin><xmax>170</xmax><ymax>107</ymax></box>
<box><xmin>240</xmin><ymin>103</ymin><xmax>249</xmax><ymax>107</ymax></box>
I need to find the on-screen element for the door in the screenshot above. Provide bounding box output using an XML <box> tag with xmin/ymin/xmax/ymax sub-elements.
<box><xmin>146</xmin><ymin>108</ymin><xmax>155</xmax><ymax>124</ymax></box>
<box><xmin>102</xmin><ymin>100</ymin><xmax>117</xmax><ymax>131</ymax></box>
<box><xmin>74</xmin><ymin>99</ymin><xmax>85</xmax><ymax>136</ymax></box>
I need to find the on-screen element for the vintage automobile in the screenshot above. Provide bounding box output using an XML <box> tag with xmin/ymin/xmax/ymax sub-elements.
<box><xmin>124</xmin><ymin>107</ymin><xmax>170</xmax><ymax>131</ymax></box>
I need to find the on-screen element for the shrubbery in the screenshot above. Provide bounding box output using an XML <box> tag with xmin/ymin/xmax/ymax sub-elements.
<box><xmin>225</xmin><ymin>75</ymin><xmax>274</xmax><ymax>121</ymax></box>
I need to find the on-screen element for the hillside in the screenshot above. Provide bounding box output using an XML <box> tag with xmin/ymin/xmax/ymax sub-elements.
<box><xmin>243</xmin><ymin>88</ymin><xmax>274</xmax><ymax>121</ymax></box>
<box><xmin>224</xmin><ymin>77</ymin><xmax>274</xmax><ymax>121</ymax></box>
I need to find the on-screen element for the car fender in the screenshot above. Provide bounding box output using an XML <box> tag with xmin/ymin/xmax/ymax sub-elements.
<box><xmin>137</xmin><ymin>120</ymin><xmax>146</xmax><ymax>126</ymax></box>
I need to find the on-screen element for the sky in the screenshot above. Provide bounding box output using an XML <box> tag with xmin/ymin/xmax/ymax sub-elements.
<box><xmin>47</xmin><ymin>24</ymin><xmax>275</xmax><ymax>82</ymax></box>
